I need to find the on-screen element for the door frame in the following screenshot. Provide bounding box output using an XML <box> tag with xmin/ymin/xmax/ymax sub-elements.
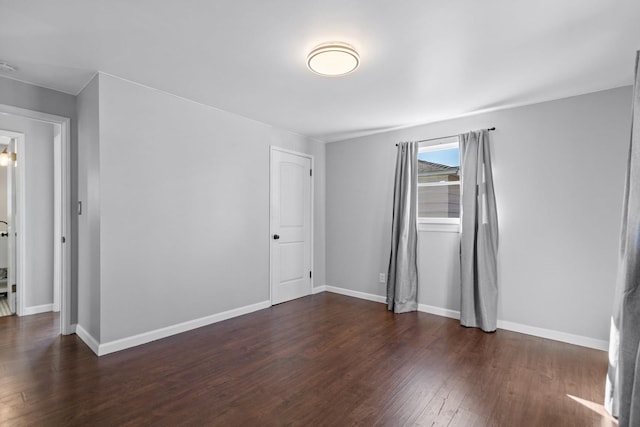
<box><xmin>0</xmin><ymin>128</ymin><xmax>22</xmax><ymax>315</ymax></box>
<box><xmin>269</xmin><ymin>146</ymin><xmax>314</xmax><ymax>305</ymax></box>
<box><xmin>0</xmin><ymin>103</ymin><xmax>72</xmax><ymax>335</ymax></box>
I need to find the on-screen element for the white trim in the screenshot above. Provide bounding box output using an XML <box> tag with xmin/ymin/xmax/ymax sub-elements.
<box><xmin>22</xmin><ymin>303</ymin><xmax>53</xmax><ymax>315</ymax></box>
<box><xmin>60</xmin><ymin>117</ymin><xmax>71</xmax><ymax>334</ymax></box>
<box><xmin>67</xmin><ymin>323</ymin><xmax>77</xmax><ymax>334</ymax></box>
<box><xmin>321</xmin><ymin>285</ymin><xmax>608</xmax><ymax>351</ymax></box>
<box><xmin>52</xmin><ymin>126</ymin><xmax>61</xmax><ymax>312</ymax></box>
<box><xmin>416</xmin><ymin>305</ymin><xmax>608</xmax><ymax>351</ymax></box>
<box><xmin>95</xmin><ymin>300</ymin><xmax>271</xmax><ymax>356</ymax></box>
<box><xmin>312</xmin><ymin>285</ymin><xmax>326</xmax><ymax>294</ymax></box>
<box><xmin>16</xmin><ymin>135</ymin><xmax>26</xmax><ymax>317</ymax></box>
<box><xmin>417</xmin><ymin>304</ymin><xmax>460</xmax><ymax>319</ymax></box>
<box><xmin>75</xmin><ymin>324</ymin><xmax>100</xmax><ymax>355</ymax></box>
<box><xmin>417</xmin><ymin>181</ymin><xmax>460</xmax><ymax>188</ymax></box>
<box><xmin>270</xmin><ymin>146</ymin><xmax>315</xmax><ymax>159</ymax></box>
<box><xmin>325</xmin><ymin>285</ymin><xmax>386</xmax><ymax>304</ymax></box>
<box><xmin>496</xmin><ymin>319</ymin><xmax>609</xmax><ymax>352</ymax></box>
<box><xmin>0</xmin><ymin>129</ymin><xmax>22</xmax><ymax>316</ymax></box>
<box><xmin>418</xmin><ymin>139</ymin><xmax>459</xmax><ymax>150</ymax></box>
<box><xmin>0</xmin><ymin>104</ymin><xmax>72</xmax><ymax>335</ymax></box>
<box><xmin>417</xmin><ymin>222</ymin><xmax>460</xmax><ymax>233</ymax></box>
<box><xmin>269</xmin><ymin>146</ymin><xmax>314</xmax><ymax>306</ymax></box>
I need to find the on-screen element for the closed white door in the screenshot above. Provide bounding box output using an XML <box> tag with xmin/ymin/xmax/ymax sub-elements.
<box><xmin>270</xmin><ymin>148</ymin><xmax>312</xmax><ymax>305</ymax></box>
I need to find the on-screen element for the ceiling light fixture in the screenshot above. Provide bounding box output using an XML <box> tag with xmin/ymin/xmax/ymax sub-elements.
<box><xmin>0</xmin><ymin>147</ymin><xmax>17</xmax><ymax>167</ymax></box>
<box><xmin>307</xmin><ymin>42</ymin><xmax>360</xmax><ymax>77</ymax></box>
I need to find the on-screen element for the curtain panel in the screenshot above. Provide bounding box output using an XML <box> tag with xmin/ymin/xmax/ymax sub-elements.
<box><xmin>387</xmin><ymin>142</ymin><xmax>419</xmax><ymax>313</ymax></box>
<box><xmin>606</xmin><ymin>51</ymin><xmax>640</xmax><ymax>427</ymax></box>
<box><xmin>459</xmin><ymin>129</ymin><xmax>499</xmax><ymax>332</ymax></box>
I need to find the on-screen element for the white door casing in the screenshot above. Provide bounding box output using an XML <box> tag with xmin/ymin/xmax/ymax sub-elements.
<box><xmin>1</xmin><ymin>131</ymin><xmax>21</xmax><ymax>315</ymax></box>
<box><xmin>0</xmin><ymin>104</ymin><xmax>71</xmax><ymax>334</ymax></box>
<box><xmin>270</xmin><ymin>148</ymin><xmax>312</xmax><ymax>305</ymax></box>
<box><xmin>8</xmin><ymin>137</ymin><xmax>17</xmax><ymax>314</ymax></box>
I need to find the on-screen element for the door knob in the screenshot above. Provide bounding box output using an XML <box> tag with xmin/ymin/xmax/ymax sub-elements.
<box><xmin>273</xmin><ymin>234</ymin><xmax>280</xmax><ymax>240</ymax></box>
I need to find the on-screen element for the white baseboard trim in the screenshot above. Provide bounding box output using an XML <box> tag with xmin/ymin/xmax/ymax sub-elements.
<box><xmin>75</xmin><ymin>324</ymin><xmax>100</xmax><ymax>355</ymax></box>
<box><xmin>496</xmin><ymin>319</ymin><xmax>609</xmax><ymax>352</ymax></box>
<box><xmin>312</xmin><ymin>285</ymin><xmax>327</xmax><ymax>294</ymax></box>
<box><xmin>325</xmin><ymin>285</ymin><xmax>386</xmax><ymax>304</ymax></box>
<box><xmin>66</xmin><ymin>323</ymin><xmax>77</xmax><ymax>335</ymax></box>
<box><xmin>97</xmin><ymin>300</ymin><xmax>271</xmax><ymax>356</ymax></box>
<box><xmin>22</xmin><ymin>303</ymin><xmax>54</xmax><ymax>316</ymax></box>
<box><xmin>323</xmin><ymin>285</ymin><xmax>607</xmax><ymax>351</ymax></box>
<box><xmin>418</xmin><ymin>304</ymin><xmax>460</xmax><ymax>320</ymax></box>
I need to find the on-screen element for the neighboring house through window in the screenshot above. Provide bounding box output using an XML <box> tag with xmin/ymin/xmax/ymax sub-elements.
<box><xmin>417</xmin><ymin>136</ymin><xmax>460</xmax><ymax>224</ymax></box>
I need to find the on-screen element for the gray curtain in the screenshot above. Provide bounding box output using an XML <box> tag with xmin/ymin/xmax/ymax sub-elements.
<box><xmin>606</xmin><ymin>51</ymin><xmax>640</xmax><ymax>427</ymax></box>
<box><xmin>387</xmin><ymin>142</ymin><xmax>418</xmax><ymax>313</ymax></box>
<box><xmin>459</xmin><ymin>130</ymin><xmax>499</xmax><ymax>332</ymax></box>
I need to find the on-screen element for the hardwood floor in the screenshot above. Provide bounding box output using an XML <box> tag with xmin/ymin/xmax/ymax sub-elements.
<box><xmin>0</xmin><ymin>293</ymin><xmax>615</xmax><ymax>426</ymax></box>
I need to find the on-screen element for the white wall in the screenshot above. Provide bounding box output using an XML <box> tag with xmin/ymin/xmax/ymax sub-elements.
<box><xmin>0</xmin><ymin>114</ymin><xmax>55</xmax><ymax>308</ymax></box>
<box><xmin>76</xmin><ymin>75</ymin><xmax>101</xmax><ymax>340</ymax></box>
<box><xmin>78</xmin><ymin>73</ymin><xmax>326</xmax><ymax>345</ymax></box>
<box><xmin>326</xmin><ymin>86</ymin><xmax>632</xmax><ymax>345</ymax></box>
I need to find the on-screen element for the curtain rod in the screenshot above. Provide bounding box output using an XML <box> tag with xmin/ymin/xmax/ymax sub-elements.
<box><xmin>396</xmin><ymin>127</ymin><xmax>496</xmax><ymax>146</ymax></box>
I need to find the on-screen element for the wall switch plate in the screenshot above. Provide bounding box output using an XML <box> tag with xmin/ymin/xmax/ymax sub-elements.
<box><xmin>379</xmin><ymin>273</ymin><xmax>386</xmax><ymax>283</ymax></box>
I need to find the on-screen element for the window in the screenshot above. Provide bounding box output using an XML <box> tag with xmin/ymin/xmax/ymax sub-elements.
<box><xmin>417</xmin><ymin>137</ymin><xmax>460</xmax><ymax>223</ymax></box>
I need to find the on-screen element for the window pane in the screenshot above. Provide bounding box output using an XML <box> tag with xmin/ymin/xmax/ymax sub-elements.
<box><xmin>417</xmin><ymin>143</ymin><xmax>460</xmax><ymax>219</ymax></box>
<box><xmin>418</xmin><ymin>184</ymin><xmax>460</xmax><ymax>218</ymax></box>
<box><xmin>418</xmin><ymin>148</ymin><xmax>459</xmax><ymax>167</ymax></box>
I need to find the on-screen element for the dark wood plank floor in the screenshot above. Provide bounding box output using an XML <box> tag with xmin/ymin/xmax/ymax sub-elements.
<box><xmin>0</xmin><ymin>293</ymin><xmax>616</xmax><ymax>426</ymax></box>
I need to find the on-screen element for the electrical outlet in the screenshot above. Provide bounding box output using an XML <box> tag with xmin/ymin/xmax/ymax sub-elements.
<box><xmin>379</xmin><ymin>273</ymin><xmax>386</xmax><ymax>283</ymax></box>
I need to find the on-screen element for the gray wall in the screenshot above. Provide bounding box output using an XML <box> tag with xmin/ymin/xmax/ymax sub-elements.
<box><xmin>82</xmin><ymin>73</ymin><xmax>325</xmax><ymax>343</ymax></box>
<box><xmin>0</xmin><ymin>76</ymin><xmax>78</xmax><ymax>321</ymax></box>
<box><xmin>0</xmin><ymin>114</ymin><xmax>55</xmax><ymax>308</ymax></box>
<box><xmin>76</xmin><ymin>75</ymin><xmax>101</xmax><ymax>339</ymax></box>
<box><xmin>326</xmin><ymin>86</ymin><xmax>632</xmax><ymax>343</ymax></box>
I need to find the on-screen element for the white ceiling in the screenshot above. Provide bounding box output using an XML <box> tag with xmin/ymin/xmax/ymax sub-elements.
<box><xmin>1</xmin><ymin>0</ymin><xmax>639</xmax><ymax>142</ymax></box>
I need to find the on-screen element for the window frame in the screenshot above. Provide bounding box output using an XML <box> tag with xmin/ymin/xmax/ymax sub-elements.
<box><xmin>417</xmin><ymin>137</ymin><xmax>461</xmax><ymax>226</ymax></box>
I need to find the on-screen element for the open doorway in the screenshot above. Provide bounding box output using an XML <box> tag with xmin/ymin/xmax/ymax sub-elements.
<box><xmin>0</xmin><ymin>104</ymin><xmax>71</xmax><ymax>334</ymax></box>
<box><xmin>0</xmin><ymin>130</ymin><xmax>19</xmax><ymax>317</ymax></box>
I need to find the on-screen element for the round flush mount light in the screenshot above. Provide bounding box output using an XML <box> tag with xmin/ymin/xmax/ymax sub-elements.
<box><xmin>0</xmin><ymin>61</ymin><xmax>17</xmax><ymax>73</ymax></box>
<box><xmin>307</xmin><ymin>42</ymin><xmax>360</xmax><ymax>76</ymax></box>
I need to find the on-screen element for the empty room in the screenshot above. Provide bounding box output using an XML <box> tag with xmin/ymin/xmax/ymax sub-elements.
<box><xmin>1</xmin><ymin>1</ymin><xmax>639</xmax><ymax>425</ymax></box>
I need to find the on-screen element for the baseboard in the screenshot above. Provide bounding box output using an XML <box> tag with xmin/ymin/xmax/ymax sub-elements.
<box><xmin>22</xmin><ymin>303</ymin><xmax>53</xmax><ymax>316</ymax></box>
<box><xmin>323</xmin><ymin>285</ymin><xmax>607</xmax><ymax>351</ymax></box>
<box><xmin>97</xmin><ymin>300</ymin><xmax>271</xmax><ymax>356</ymax></box>
<box><xmin>325</xmin><ymin>285</ymin><xmax>386</xmax><ymax>304</ymax></box>
<box><xmin>417</xmin><ymin>304</ymin><xmax>460</xmax><ymax>320</ymax></box>
<box><xmin>312</xmin><ymin>285</ymin><xmax>326</xmax><ymax>294</ymax></box>
<box><xmin>75</xmin><ymin>324</ymin><xmax>100</xmax><ymax>355</ymax></box>
<box><xmin>496</xmin><ymin>319</ymin><xmax>609</xmax><ymax>351</ymax></box>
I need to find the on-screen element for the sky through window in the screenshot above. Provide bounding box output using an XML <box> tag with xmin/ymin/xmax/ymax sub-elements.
<box><xmin>418</xmin><ymin>147</ymin><xmax>459</xmax><ymax>167</ymax></box>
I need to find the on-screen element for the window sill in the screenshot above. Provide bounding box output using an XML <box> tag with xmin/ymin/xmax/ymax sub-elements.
<box><xmin>417</xmin><ymin>220</ymin><xmax>460</xmax><ymax>233</ymax></box>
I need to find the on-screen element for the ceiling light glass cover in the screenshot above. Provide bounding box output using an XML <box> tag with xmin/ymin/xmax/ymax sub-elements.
<box><xmin>307</xmin><ymin>42</ymin><xmax>360</xmax><ymax>76</ymax></box>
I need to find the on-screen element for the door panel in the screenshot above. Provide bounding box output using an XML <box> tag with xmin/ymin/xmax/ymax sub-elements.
<box><xmin>280</xmin><ymin>242</ymin><xmax>305</xmax><ymax>282</ymax></box>
<box><xmin>270</xmin><ymin>149</ymin><xmax>312</xmax><ymax>305</ymax></box>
